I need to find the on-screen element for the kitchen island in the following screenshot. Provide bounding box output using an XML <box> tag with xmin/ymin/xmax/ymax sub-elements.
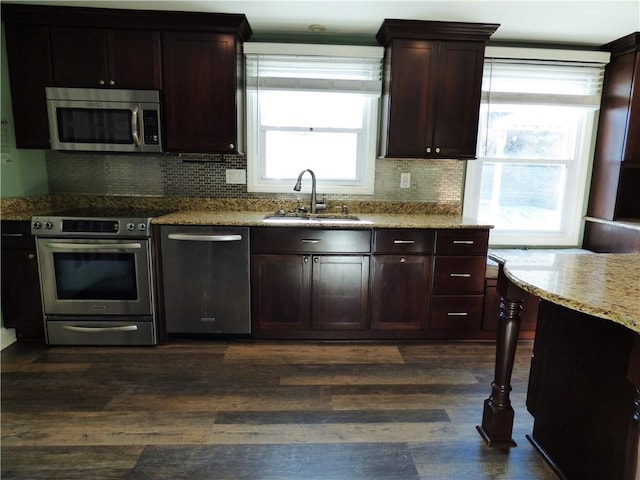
<box><xmin>478</xmin><ymin>251</ymin><xmax>640</xmax><ymax>480</ymax></box>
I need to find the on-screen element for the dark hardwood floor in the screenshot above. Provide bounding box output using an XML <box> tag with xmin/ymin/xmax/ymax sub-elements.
<box><xmin>1</xmin><ymin>340</ymin><xmax>557</xmax><ymax>479</ymax></box>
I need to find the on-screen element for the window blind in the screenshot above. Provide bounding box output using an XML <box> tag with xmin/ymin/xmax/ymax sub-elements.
<box><xmin>481</xmin><ymin>58</ymin><xmax>606</xmax><ymax>108</ymax></box>
<box><xmin>245</xmin><ymin>43</ymin><xmax>383</xmax><ymax>95</ymax></box>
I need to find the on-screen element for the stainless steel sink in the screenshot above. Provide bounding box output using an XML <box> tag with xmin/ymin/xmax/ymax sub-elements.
<box><xmin>263</xmin><ymin>213</ymin><xmax>372</xmax><ymax>224</ymax></box>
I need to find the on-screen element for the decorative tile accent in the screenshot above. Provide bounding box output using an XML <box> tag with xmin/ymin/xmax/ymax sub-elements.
<box><xmin>45</xmin><ymin>151</ymin><xmax>465</xmax><ymax>206</ymax></box>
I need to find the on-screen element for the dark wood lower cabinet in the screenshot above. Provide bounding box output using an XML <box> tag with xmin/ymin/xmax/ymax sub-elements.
<box><xmin>251</xmin><ymin>254</ymin><xmax>369</xmax><ymax>337</ymax></box>
<box><xmin>370</xmin><ymin>255</ymin><xmax>431</xmax><ymax>331</ymax></box>
<box><xmin>526</xmin><ymin>300</ymin><xmax>639</xmax><ymax>480</ymax></box>
<box><xmin>311</xmin><ymin>255</ymin><xmax>369</xmax><ymax>331</ymax></box>
<box><xmin>1</xmin><ymin>221</ymin><xmax>44</xmax><ymax>340</ymax></box>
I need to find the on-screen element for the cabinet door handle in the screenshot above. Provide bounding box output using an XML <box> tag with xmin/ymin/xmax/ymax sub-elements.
<box><xmin>301</xmin><ymin>239</ymin><xmax>322</xmax><ymax>244</ymax></box>
<box><xmin>453</xmin><ymin>240</ymin><xmax>474</xmax><ymax>245</ymax></box>
<box><xmin>28</xmin><ymin>253</ymin><xmax>35</xmax><ymax>260</ymax></box>
<box><xmin>450</xmin><ymin>273</ymin><xmax>471</xmax><ymax>278</ymax></box>
<box><xmin>400</xmin><ymin>257</ymin><xmax>406</xmax><ymax>263</ymax></box>
<box><xmin>167</xmin><ymin>233</ymin><xmax>242</xmax><ymax>242</ymax></box>
<box><xmin>314</xmin><ymin>257</ymin><xmax>319</xmax><ymax>264</ymax></box>
<box><xmin>303</xmin><ymin>256</ymin><xmax>309</xmax><ymax>264</ymax></box>
<box><xmin>447</xmin><ymin>312</ymin><xmax>468</xmax><ymax>316</ymax></box>
<box><xmin>435</xmin><ymin>147</ymin><xmax>441</xmax><ymax>154</ymax></box>
<box><xmin>426</xmin><ymin>147</ymin><xmax>432</xmax><ymax>153</ymax></box>
<box><xmin>393</xmin><ymin>240</ymin><xmax>415</xmax><ymax>244</ymax></box>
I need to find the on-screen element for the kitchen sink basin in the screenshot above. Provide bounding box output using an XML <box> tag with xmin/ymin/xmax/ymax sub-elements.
<box><xmin>263</xmin><ymin>213</ymin><xmax>372</xmax><ymax>224</ymax></box>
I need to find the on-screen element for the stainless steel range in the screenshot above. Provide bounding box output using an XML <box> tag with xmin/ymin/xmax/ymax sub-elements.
<box><xmin>31</xmin><ymin>208</ymin><xmax>165</xmax><ymax>345</ymax></box>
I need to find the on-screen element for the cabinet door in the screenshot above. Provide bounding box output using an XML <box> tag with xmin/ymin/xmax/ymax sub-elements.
<box><xmin>251</xmin><ymin>254</ymin><xmax>311</xmax><ymax>331</ymax></box>
<box><xmin>162</xmin><ymin>31</ymin><xmax>240</xmax><ymax>153</ymax></box>
<box><xmin>311</xmin><ymin>255</ymin><xmax>369</xmax><ymax>330</ymax></box>
<box><xmin>51</xmin><ymin>27</ymin><xmax>108</xmax><ymax>87</ymax></box>
<box><xmin>370</xmin><ymin>255</ymin><xmax>430</xmax><ymax>330</ymax></box>
<box><xmin>1</xmin><ymin>248</ymin><xmax>44</xmax><ymax>339</ymax></box>
<box><xmin>432</xmin><ymin>42</ymin><xmax>485</xmax><ymax>159</ymax></box>
<box><xmin>106</xmin><ymin>30</ymin><xmax>162</xmax><ymax>89</ymax></box>
<box><xmin>4</xmin><ymin>23</ymin><xmax>53</xmax><ymax>148</ymax></box>
<box><xmin>51</xmin><ymin>27</ymin><xmax>162</xmax><ymax>89</ymax></box>
<box><xmin>384</xmin><ymin>39</ymin><xmax>438</xmax><ymax>158</ymax></box>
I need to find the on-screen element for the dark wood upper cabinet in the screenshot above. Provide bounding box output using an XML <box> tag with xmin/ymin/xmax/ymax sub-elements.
<box><xmin>50</xmin><ymin>27</ymin><xmax>162</xmax><ymax>89</ymax></box>
<box><xmin>161</xmin><ymin>31</ymin><xmax>243</xmax><ymax>153</ymax></box>
<box><xmin>377</xmin><ymin>20</ymin><xmax>498</xmax><ymax>159</ymax></box>
<box><xmin>1</xmin><ymin>3</ymin><xmax>251</xmax><ymax>152</ymax></box>
<box><xmin>587</xmin><ymin>33</ymin><xmax>640</xmax><ymax>221</ymax></box>
<box><xmin>3</xmin><ymin>23</ymin><xmax>53</xmax><ymax>149</ymax></box>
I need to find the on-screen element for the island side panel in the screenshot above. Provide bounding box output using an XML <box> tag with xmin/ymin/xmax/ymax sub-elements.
<box><xmin>526</xmin><ymin>299</ymin><xmax>638</xmax><ymax>480</ymax></box>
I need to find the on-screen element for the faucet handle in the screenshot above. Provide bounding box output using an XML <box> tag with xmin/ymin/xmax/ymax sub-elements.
<box><xmin>315</xmin><ymin>194</ymin><xmax>328</xmax><ymax>211</ymax></box>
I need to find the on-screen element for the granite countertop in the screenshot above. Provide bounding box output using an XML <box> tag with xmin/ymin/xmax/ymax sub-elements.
<box><xmin>585</xmin><ymin>216</ymin><xmax>640</xmax><ymax>231</ymax></box>
<box><xmin>151</xmin><ymin>210</ymin><xmax>492</xmax><ymax>229</ymax></box>
<box><xmin>0</xmin><ymin>195</ymin><xmax>493</xmax><ymax>230</ymax></box>
<box><xmin>489</xmin><ymin>249</ymin><xmax>640</xmax><ymax>334</ymax></box>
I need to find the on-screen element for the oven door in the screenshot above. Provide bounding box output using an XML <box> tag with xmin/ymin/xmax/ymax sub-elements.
<box><xmin>36</xmin><ymin>238</ymin><xmax>153</xmax><ymax>317</ymax></box>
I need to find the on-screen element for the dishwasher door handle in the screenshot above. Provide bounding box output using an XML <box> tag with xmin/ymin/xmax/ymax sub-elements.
<box><xmin>167</xmin><ymin>233</ymin><xmax>243</xmax><ymax>242</ymax></box>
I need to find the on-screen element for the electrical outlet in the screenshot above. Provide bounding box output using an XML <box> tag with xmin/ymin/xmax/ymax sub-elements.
<box><xmin>225</xmin><ymin>169</ymin><xmax>246</xmax><ymax>185</ymax></box>
<box><xmin>400</xmin><ymin>172</ymin><xmax>411</xmax><ymax>189</ymax></box>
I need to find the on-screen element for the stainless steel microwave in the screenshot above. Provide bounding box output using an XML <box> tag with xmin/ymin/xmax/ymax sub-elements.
<box><xmin>46</xmin><ymin>87</ymin><xmax>163</xmax><ymax>153</ymax></box>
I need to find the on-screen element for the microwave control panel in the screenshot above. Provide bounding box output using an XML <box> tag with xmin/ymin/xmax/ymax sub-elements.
<box><xmin>143</xmin><ymin>110</ymin><xmax>160</xmax><ymax>145</ymax></box>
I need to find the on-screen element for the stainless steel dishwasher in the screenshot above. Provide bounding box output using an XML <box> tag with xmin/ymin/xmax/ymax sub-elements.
<box><xmin>160</xmin><ymin>226</ymin><xmax>251</xmax><ymax>335</ymax></box>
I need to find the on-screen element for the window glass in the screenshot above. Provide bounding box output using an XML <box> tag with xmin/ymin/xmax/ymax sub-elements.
<box><xmin>464</xmin><ymin>57</ymin><xmax>604</xmax><ymax>247</ymax></box>
<box><xmin>245</xmin><ymin>45</ymin><xmax>382</xmax><ymax>194</ymax></box>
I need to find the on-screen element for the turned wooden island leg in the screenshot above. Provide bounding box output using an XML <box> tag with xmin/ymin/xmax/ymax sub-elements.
<box><xmin>477</xmin><ymin>295</ymin><xmax>523</xmax><ymax>447</ymax></box>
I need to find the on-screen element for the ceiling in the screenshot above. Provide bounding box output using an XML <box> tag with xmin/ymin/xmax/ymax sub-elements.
<box><xmin>4</xmin><ymin>0</ymin><xmax>640</xmax><ymax>47</ymax></box>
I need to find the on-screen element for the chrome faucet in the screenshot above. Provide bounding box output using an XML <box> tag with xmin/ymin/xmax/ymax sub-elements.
<box><xmin>293</xmin><ymin>169</ymin><xmax>325</xmax><ymax>214</ymax></box>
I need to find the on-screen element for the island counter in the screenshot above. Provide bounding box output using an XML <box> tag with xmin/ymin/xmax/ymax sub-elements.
<box><xmin>478</xmin><ymin>251</ymin><xmax>639</xmax><ymax>480</ymax></box>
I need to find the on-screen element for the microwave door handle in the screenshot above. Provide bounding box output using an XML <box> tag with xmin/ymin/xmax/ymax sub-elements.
<box><xmin>131</xmin><ymin>106</ymin><xmax>142</xmax><ymax>148</ymax></box>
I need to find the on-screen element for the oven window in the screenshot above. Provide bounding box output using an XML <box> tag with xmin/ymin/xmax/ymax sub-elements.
<box><xmin>53</xmin><ymin>253</ymin><xmax>138</xmax><ymax>300</ymax></box>
<box><xmin>56</xmin><ymin>108</ymin><xmax>133</xmax><ymax>144</ymax></box>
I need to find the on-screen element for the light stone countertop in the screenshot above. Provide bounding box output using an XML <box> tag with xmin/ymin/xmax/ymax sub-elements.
<box><xmin>151</xmin><ymin>210</ymin><xmax>493</xmax><ymax>229</ymax></box>
<box><xmin>489</xmin><ymin>249</ymin><xmax>640</xmax><ymax>334</ymax></box>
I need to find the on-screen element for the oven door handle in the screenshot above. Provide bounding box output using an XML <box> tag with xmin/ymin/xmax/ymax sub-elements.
<box><xmin>63</xmin><ymin>325</ymin><xmax>139</xmax><ymax>333</ymax></box>
<box><xmin>45</xmin><ymin>242</ymin><xmax>143</xmax><ymax>250</ymax></box>
<box><xmin>167</xmin><ymin>233</ymin><xmax>243</xmax><ymax>242</ymax></box>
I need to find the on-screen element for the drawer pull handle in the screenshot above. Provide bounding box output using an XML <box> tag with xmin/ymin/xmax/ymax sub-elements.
<box><xmin>393</xmin><ymin>240</ymin><xmax>415</xmax><ymax>244</ymax></box>
<box><xmin>453</xmin><ymin>240</ymin><xmax>474</xmax><ymax>244</ymax></box>
<box><xmin>447</xmin><ymin>312</ymin><xmax>468</xmax><ymax>316</ymax></box>
<box><xmin>2</xmin><ymin>233</ymin><xmax>24</xmax><ymax>237</ymax></box>
<box><xmin>450</xmin><ymin>273</ymin><xmax>471</xmax><ymax>278</ymax></box>
<box><xmin>301</xmin><ymin>239</ymin><xmax>322</xmax><ymax>244</ymax></box>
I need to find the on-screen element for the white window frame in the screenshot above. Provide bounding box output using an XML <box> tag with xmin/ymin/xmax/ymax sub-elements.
<box><xmin>463</xmin><ymin>47</ymin><xmax>609</xmax><ymax>247</ymax></box>
<box><xmin>244</xmin><ymin>43</ymin><xmax>383</xmax><ymax>195</ymax></box>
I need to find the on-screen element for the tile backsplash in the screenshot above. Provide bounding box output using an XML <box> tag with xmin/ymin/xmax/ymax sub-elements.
<box><xmin>46</xmin><ymin>151</ymin><xmax>465</xmax><ymax>205</ymax></box>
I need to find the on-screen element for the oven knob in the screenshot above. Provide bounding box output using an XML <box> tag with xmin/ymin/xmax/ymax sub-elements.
<box><xmin>44</xmin><ymin>221</ymin><xmax>53</xmax><ymax>229</ymax></box>
<box><xmin>138</xmin><ymin>223</ymin><xmax>147</xmax><ymax>231</ymax></box>
<box><xmin>32</xmin><ymin>221</ymin><xmax>42</xmax><ymax>229</ymax></box>
<box><xmin>126</xmin><ymin>223</ymin><xmax>135</xmax><ymax>231</ymax></box>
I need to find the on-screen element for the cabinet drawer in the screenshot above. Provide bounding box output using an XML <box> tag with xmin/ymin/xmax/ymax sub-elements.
<box><xmin>433</xmin><ymin>256</ymin><xmax>486</xmax><ymax>293</ymax></box>
<box><xmin>1</xmin><ymin>221</ymin><xmax>36</xmax><ymax>249</ymax></box>
<box><xmin>435</xmin><ymin>229</ymin><xmax>489</xmax><ymax>256</ymax></box>
<box><xmin>252</xmin><ymin>227</ymin><xmax>371</xmax><ymax>254</ymax></box>
<box><xmin>373</xmin><ymin>229</ymin><xmax>434</xmax><ymax>254</ymax></box>
<box><xmin>430</xmin><ymin>295</ymin><xmax>484</xmax><ymax>331</ymax></box>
